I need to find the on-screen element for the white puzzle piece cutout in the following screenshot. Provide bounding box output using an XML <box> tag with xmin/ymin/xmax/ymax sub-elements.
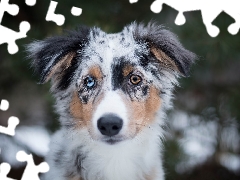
<box><xmin>0</xmin><ymin>116</ymin><xmax>19</xmax><ymax>136</ymax></box>
<box><xmin>0</xmin><ymin>21</ymin><xmax>30</xmax><ymax>54</ymax></box>
<box><xmin>0</xmin><ymin>0</ymin><xmax>19</xmax><ymax>22</ymax></box>
<box><xmin>129</xmin><ymin>0</ymin><xmax>138</xmax><ymax>3</ymax></box>
<box><xmin>0</xmin><ymin>163</ymin><xmax>16</xmax><ymax>180</ymax></box>
<box><xmin>71</xmin><ymin>6</ymin><xmax>82</xmax><ymax>16</ymax></box>
<box><xmin>0</xmin><ymin>0</ymin><xmax>31</xmax><ymax>54</ymax></box>
<box><xmin>46</xmin><ymin>1</ymin><xmax>65</xmax><ymax>26</ymax></box>
<box><xmin>16</xmin><ymin>151</ymin><xmax>49</xmax><ymax>180</ymax></box>
<box><xmin>25</xmin><ymin>0</ymin><xmax>37</xmax><ymax>6</ymax></box>
<box><xmin>0</xmin><ymin>99</ymin><xmax>9</xmax><ymax>111</ymax></box>
<box><xmin>150</xmin><ymin>0</ymin><xmax>240</xmax><ymax>37</ymax></box>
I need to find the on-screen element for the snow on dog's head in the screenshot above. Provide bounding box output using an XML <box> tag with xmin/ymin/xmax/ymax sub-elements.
<box><xmin>27</xmin><ymin>22</ymin><xmax>196</xmax><ymax>145</ymax></box>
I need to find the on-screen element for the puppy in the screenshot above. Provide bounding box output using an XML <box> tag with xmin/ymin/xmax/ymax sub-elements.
<box><xmin>27</xmin><ymin>22</ymin><xmax>196</xmax><ymax>180</ymax></box>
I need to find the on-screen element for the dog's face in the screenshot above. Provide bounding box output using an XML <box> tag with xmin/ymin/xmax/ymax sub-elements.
<box><xmin>27</xmin><ymin>22</ymin><xmax>196</xmax><ymax>144</ymax></box>
<box><xmin>69</xmin><ymin>32</ymin><xmax>162</xmax><ymax>143</ymax></box>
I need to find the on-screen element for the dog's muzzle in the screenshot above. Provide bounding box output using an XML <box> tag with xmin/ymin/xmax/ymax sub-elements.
<box><xmin>97</xmin><ymin>113</ymin><xmax>123</xmax><ymax>137</ymax></box>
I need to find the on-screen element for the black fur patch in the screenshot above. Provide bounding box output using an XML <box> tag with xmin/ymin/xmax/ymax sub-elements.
<box><xmin>142</xmin><ymin>85</ymin><xmax>149</xmax><ymax>96</ymax></box>
<box><xmin>27</xmin><ymin>26</ymin><xmax>90</xmax><ymax>90</ymax></box>
<box><xmin>57</xmin><ymin>56</ymin><xmax>79</xmax><ymax>90</ymax></box>
<box><xmin>111</xmin><ymin>58</ymin><xmax>127</xmax><ymax>91</ymax></box>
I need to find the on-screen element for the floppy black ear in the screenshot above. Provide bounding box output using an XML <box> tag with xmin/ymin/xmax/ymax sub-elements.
<box><xmin>133</xmin><ymin>22</ymin><xmax>197</xmax><ymax>76</ymax></box>
<box><xmin>26</xmin><ymin>26</ymin><xmax>90</xmax><ymax>90</ymax></box>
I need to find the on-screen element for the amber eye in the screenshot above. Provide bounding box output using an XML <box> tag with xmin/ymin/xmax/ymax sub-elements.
<box><xmin>130</xmin><ymin>75</ymin><xmax>142</xmax><ymax>85</ymax></box>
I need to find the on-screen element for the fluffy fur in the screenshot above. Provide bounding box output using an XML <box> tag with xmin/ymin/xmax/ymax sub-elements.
<box><xmin>27</xmin><ymin>22</ymin><xmax>196</xmax><ymax>180</ymax></box>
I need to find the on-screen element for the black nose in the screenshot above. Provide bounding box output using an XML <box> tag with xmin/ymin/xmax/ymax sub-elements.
<box><xmin>97</xmin><ymin>114</ymin><xmax>123</xmax><ymax>136</ymax></box>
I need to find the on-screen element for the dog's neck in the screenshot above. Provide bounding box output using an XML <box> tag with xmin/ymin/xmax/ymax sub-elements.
<box><xmin>45</xmin><ymin>122</ymin><xmax>164</xmax><ymax>180</ymax></box>
<box><xmin>77</xmin><ymin>125</ymin><xmax>164</xmax><ymax>180</ymax></box>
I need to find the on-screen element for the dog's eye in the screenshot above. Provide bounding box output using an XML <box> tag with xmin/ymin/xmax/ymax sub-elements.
<box><xmin>84</xmin><ymin>76</ymin><xmax>95</xmax><ymax>89</ymax></box>
<box><xmin>130</xmin><ymin>75</ymin><xmax>142</xmax><ymax>85</ymax></box>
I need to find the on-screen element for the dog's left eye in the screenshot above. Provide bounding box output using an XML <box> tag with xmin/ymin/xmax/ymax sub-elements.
<box><xmin>130</xmin><ymin>75</ymin><xmax>142</xmax><ymax>85</ymax></box>
<box><xmin>84</xmin><ymin>76</ymin><xmax>95</xmax><ymax>89</ymax></box>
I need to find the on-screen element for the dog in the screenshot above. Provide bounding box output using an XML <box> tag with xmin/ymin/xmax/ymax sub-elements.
<box><xmin>27</xmin><ymin>22</ymin><xmax>196</xmax><ymax>180</ymax></box>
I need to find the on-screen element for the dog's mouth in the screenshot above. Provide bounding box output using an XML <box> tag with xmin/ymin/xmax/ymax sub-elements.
<box><xmin>102</xmin><ymin>137</ymin><xmax>124</xmax><ymax>145</ymax></box>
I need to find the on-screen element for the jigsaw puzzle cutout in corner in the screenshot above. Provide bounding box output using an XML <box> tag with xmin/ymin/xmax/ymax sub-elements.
<box><xmin>130</xmin><ymin>0</ymin><xmax>240</xmax><ymax>37</ymax></box>
<box><xmin>0</xmin><ymin>163</ymin><xmax>16</xmax><ymax>180</ymax></box>
<box><xmin>0</xmin><ymin>0</ymin><xmax>33</xmax><ymax>54</ymax></box>
<box><xmin>0</xmin><ymin>151</ymin><xmax>49</xmax><ymax>180</ymax></box>
<box><xmin>0</xmin><ymin>0</ymin><xmax>82</xmax><ymax>54</ymax></box>
<box><xmin>0</xmin><ymin>99</ymin><xmax>50</xmax><ymax>180</ymax></box>
<box><xmin>16</xmin><ymin>151</ymin><xmax>50</xmax><ymax>180</ymax></box>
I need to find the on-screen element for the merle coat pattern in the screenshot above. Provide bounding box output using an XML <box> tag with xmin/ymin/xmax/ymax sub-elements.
<box><xmin>27</xmin><ymin>22</ymin><xmax>196</xmax><ymax>180</ymax></box>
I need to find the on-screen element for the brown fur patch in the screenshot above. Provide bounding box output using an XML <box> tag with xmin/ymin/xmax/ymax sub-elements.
<box><xmin>70</xmin><ymin>91</ymin><xmax>91</xmax><ymax>127</ymax></box>
<box><xmin>150</xmin><ymin>46</ymin><xmax>179</xmax><ymax>72</ymax></box>
<box><xmin>45</xmin><ymin>52</ymin><xmax>76</xmax><ymax>82</ymax></box>
<box><xmin>123</xmin><ymin>86</ymin><xmax>161</xmax><ymax>135</ymax></box>
<box><xmin>69</xmin><ymin>65</ymin><xmax>104</xmax><ymax>129</ymax></box>
<box><xmin>122</xmin><ymin>65</ymin><xmax>134</xmax><ymax>76</ymax></box>
<box><xmin>88</xmin><ymin>66</ymin><xmax>103</xmax><ymax>80</ymax></box>
<box><xmin>70</xmin><ymin>91</ymin><xmax>105</xmax><ymax>129</ymax></box>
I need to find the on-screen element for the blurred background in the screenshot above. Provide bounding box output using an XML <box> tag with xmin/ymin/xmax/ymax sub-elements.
<box><xmin>0</xmin><ymin>0</ymin><xmax>239</xmax><ymax>179</ymax></box>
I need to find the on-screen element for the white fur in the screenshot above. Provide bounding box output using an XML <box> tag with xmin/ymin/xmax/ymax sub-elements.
<box><xmin>45</xmin><ymin>117</ymin><xmax>164</xmax><ymax>180</ymax></box>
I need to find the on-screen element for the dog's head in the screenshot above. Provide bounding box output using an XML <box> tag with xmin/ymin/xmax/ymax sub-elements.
<box><xmin>27</xmin><ymin>22</ymin><xmax>196</xmax><ymax>144</ymax></box>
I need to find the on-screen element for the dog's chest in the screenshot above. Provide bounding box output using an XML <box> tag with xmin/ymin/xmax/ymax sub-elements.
<box><xmin>78</xmin><ymin>133</ymin><xmax>160</xmax><ymax>180</ymax></box>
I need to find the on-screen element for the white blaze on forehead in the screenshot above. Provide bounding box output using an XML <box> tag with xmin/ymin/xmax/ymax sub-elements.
<box><xmin>83</xmin><ymin>27</ymin><xmax>148</xmax><ymax>67</ymax></box>
<box><xmin>92</xmin><ymin>91</ymin><xmax>128</xmax><ymax>129</ymax></box>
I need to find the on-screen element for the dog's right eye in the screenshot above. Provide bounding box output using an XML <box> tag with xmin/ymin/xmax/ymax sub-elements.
<box><xmin>84</xmin><ymin>76</ymin><xmax>95</xmax><ymax>89</ymax></box>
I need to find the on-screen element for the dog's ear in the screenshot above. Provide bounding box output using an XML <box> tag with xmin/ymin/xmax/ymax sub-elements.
<box><xmin>26</xmin><ymin>26</ymin><xmax>90</xmax><ymax>90</ymax></box>
<box><xmin>133</xmin><ymin>22</ymin><xmax>197</xmax><ymax>76</ymax></box>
